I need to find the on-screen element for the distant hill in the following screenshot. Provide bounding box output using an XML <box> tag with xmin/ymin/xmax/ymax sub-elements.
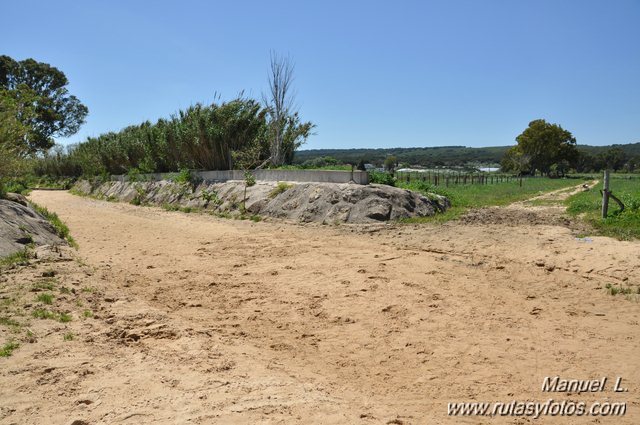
<box><xmin>293</xmin><ymin>142</ymin><xmax>640</xmax><ymax>167</ymax></box>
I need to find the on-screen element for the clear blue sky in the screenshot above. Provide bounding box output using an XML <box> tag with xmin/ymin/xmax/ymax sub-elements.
<box><xmin>3</xmin><ymin>0</ymin><xmax>639</xmax><ymax>149</ymax></box>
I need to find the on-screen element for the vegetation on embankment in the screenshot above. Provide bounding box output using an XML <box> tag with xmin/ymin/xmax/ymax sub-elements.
<box><xmin>29</xmin><ymin>202</ymin><xmax>78</xmax><ymax>248</ymax></box>
<box><xmin>566</xmin><ymin>175</ymin><xmax>640</xmax><ymax>240</ymax></box>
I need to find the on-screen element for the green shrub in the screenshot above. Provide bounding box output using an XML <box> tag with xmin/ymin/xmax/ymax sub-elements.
<box><xmin>172</xmin><ymin>168</ymin><xmax>193</xmax><ymax>185</ymax></box>
<box><xmin>369</xmin><ymin>171</ymin><xmax>396</xmax><ymax>186</ymax></box>
<box><xmin>269</xmin><ymin>182</ymin><xmax>293</xmax><ymax>198</ymax></box>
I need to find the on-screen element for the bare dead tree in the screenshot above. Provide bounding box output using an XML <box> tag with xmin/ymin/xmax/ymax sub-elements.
<box><xmin>265</xmin><ymin>51</ymin><xmax>296</xmax><ymax>166</ymax></box>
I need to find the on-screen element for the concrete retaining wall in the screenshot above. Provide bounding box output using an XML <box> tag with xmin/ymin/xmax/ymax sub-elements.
<box><xmin>113</xmin><ymin>169</ymin><xmax>369</xmax><ymax>185</ymax></box>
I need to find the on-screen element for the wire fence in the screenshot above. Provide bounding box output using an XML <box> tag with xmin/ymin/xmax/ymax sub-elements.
<box><xmin>395</xmin><ymin>171</ymin><xmax>523</xmax><ymax>187</ymax></box>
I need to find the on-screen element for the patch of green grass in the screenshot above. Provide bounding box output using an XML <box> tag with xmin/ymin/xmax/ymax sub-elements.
<box><xmin>0</xmin><ymin>341</ymin><xmax>19</xmax><ymax>357</ymax></box>
<box><xmin>605</xmin><ymin>283</ymin><xmax>636</xmax><ymax>296</ymax></box>
<box><xmin>32</xmin><ymin>308</ymin><xmax>56</xmax><ymax>320</ymax></box>
<box><xmin>162</xmin><ymin>203</ymin><xmax>179</xmax><ymax>212</ymax></box>
<box><xmin>58</xmin><ymin>312</ymin><xmax>72</xmax><ymax>323</ymax></box>
<box><xmin>36</xmin><ymin>293</ymin><xmax>54</xmax><ymax>305</ymax></box>
<box><xmin>566</xmin><ymin>176</ymin><xmax>640</xmax><ymax>240</ymax></box>
<box><xmin>83</xmin><ymin>309</ymin><xmax>93</xmax><ymax>318</ymax></box>
<box><xmin>63</xmin><ymin>332</ymin><xmax>74</xmax><ymax>341</ymax></box>
<box><xmin>29</xmin><ymin>202</ymin><xmax>79</xmax><ymax>248</ymax></box>
<box><xmin>397</xmin><ymin>177</ymin><xmax>580</xmax><ymax>223</ymax></box>
<box><xmin>0</xmin><ymin>248</ymin><xmax>31</xmax><ymax>270</ymax></box>
<box><xmin>0</xmin><ymin>317</ymin><xmax>21</xmax><ymax>328</ymax></box>
<box><xmin>32</xmin><ymin>309</ymin><xmax>72</xmax><ymax>322</ymax></box>
<box><xmin>32</xmin><ymin>278</ymin><xmax>57</xmax><ymax>291</ymax></box>
<box><xmin>269</xmin><ymin>182</ymin><xmax>293</xmax><ymax>198</ymax></box>
<box><xmin>81</xmin><ymin>287</ymin><xmax>95</xmax><ymax>293</ymax></box>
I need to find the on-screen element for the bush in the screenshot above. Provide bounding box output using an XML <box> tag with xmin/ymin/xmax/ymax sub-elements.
<box><xmin>269</xmin><ymin>182</ymin><xmax>293</xmax><ymax>198</ymax></box>
<box><xmin>368</xmin><ymin>171</ymin><xmax>396</xmax><ymax>186</ymax></box>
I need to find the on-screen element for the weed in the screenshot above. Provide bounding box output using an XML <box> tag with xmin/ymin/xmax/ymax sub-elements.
<box><xmin>127</xmin><ymin>167</ymin><xmax>143</xmax><ymax>182</ymax></box>
<box><xmin>0</xmin><ymin>341</ymin><xmax>19</xmax><ymax>357</ymax></box>
<box><xmin>130</xmin><ymin>183</ymin><xmax>146</xmax><ymax>206</ymax></box>
<box><xmin>32</xmin><ymin>309</ymin><xmax>72</xmax><ymax>322</ymax></box>
<box><xmin>172</xmin><ymin>168</ymin><xmax>193</xmax><ymax>185</ymax></box>
<box><xmin>0</xmin><ymin>317</ymin><xmax>21</xmax><ymax>328</ymax></box>
<box><xmin>58</xmin><ymin>312</ymin><xmax>72</xmax><ymax>323</ymax></box>
<box><xmin>200</xmin><ymin>189</ymin><xmax>222</xmax><ymax>205</ymax></box>
<box><xmin>0</xmin><ymin>249</ymin><xmax>30</xmax><ymax>270</ymax></box>
<box><xmin>605</xmin><ymin>283</ymin><xmax>634</xmax><ymax>296</ymax></box>
<box><xmin>63</xmin><ymin>332</ymin><xmax>74</xmax><ymax>341</ymax></box>
<box><xmin>32</xmin><ymin>308</ymin><xmax>56</xmax><ymax>320</ymax></box>
<box><xmin>29</xmin><ymin>202</ymin><xmax>78</xmax><ymax>248</ymax></box>
<box><xmin>162</xmin><ymin>203</ymin><xmax>179</xmax><ymax>211</ymax></box>
<box><xmin>81</xmin><ymin>287</ymin><xmax>95</xmax><ymax>293</ymax></box>
<box><xmin>59</xmin><ymin>287</ymin><xmax>71</xmax><ymax>294</ymax></box>
<box><xmin>33</xmin><ymin>279</ymin><xmax>56</xmax><ymax>291</ymax></box>
<box><xmin>269</xmin><ymin>182</ymin><xmax>293</xmax><ymax>198</ymax></box>
<box><xmin>83</xmin><ymin>310</ymin><xmax>93</xmax><ymax>318</ymax></box>
<box><xmin>369</xmin><ymin>171</ymin><xmax>396</xmax><ymax>186</ymax></box>
<box><xmin>36</xmin><ymin>293</ymin><xmax>54</xmax><ymax>305</ymax></box>
<box><xmin>250</xmin><ymin>214</ymin><xmax>262</xmax><ymax>222</ymax></box>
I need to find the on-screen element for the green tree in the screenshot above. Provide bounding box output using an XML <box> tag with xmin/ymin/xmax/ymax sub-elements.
<box><xmin>0</xmin><ymin>55</ymin><xmax>88</xmax><ymax>154</ymax></box>
<box><xmin>511</xmin><ymin>119</ymin><xmax>578</xmax><ymax>176</ymax></box>
<box><xmin>384</xmin><ymin>155</ymin><xmax>397</xmax><ymax>173</ymax></box>
<box><xmin>500</xmin><ymin>146</ymin><xmax>531</xmax><ymax>175</ymax></box>
<box><xmin>600</xmin><ymin>147</ymin><xmax>626</xmax><ymax>171</ymax></box>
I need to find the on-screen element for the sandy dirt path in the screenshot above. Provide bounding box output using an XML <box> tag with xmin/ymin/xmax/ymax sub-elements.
<box><xmin>3</xmin><ymin>187</ymin><xmax>639</xmax><ymax>424</ymax></box>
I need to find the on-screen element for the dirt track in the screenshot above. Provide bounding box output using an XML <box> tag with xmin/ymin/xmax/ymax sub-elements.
<box><xmin>2</xmin><ymin>187</ymin><xmax>639</xmax><ymax>424</ymax></box>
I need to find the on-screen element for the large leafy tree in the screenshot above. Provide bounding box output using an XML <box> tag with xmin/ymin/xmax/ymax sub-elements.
<box><xmin>507</xmin><ymin>119</ymin><xmax>578</xmax><ymax>176</ymax></box>
<box><xmin>0</xmin><ymin>55</ymin><xmax>88</xmax><ymax>154</ymax></box>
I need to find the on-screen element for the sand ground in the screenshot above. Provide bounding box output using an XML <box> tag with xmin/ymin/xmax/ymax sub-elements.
<box><xmin>1</xmin><ymin>185</ymin><xmax>639</xmax><ymax>424</ymax></box>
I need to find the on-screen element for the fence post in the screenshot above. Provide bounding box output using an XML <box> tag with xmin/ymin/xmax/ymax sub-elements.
<box><xmin>602</xmin><ymin>169</ymin><xmax>610</xmax><ymax>218</ymax></box>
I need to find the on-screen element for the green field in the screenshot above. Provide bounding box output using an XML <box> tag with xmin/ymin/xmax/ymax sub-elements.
<box><xmin>566</xmin><ymin>175</ymin><xmax>640</xmax><ymax>240</ymax></box>
<box><xmin>396</xmin><ymin>177</ymin><xmax>585</xmax><ymax>222</ymax></box>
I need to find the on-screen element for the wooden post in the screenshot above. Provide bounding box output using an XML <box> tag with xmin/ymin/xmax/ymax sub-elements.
<box><xmin>602</xmin><ymin>169</ymin><xmax>610</xmax><ymax>218</ymax></box>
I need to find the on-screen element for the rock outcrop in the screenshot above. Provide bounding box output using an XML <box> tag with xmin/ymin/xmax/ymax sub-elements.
<box><xmin>0</xmin><ymin>197</ymin><xmax>66</xmax><ymax>257</ymax></box>
<box><xmin>73</xmin><ymin>179</ymin><xmax>449</xmax><ymax>224</ymax></box>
